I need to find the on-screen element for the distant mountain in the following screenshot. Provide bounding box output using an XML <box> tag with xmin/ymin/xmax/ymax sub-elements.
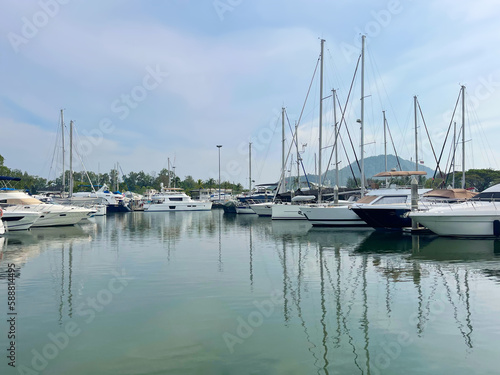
<box><xmin>302</xmin><ymin>155</ymin><xmax>435</xmax><ymax>186</ymax></box>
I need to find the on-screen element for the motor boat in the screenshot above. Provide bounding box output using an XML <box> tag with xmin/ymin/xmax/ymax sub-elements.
<box><xmin>144</xmin><ymin>185</ymin><xmax>212</xmax><ymax>212</ymax></box>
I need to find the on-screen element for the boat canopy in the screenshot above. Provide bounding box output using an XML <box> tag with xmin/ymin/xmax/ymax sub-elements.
<box><xmin>424</xmin><ymin>189</ymin><xmax>477</xmax><ymax>199</ymax></box>
<box><xmin>373</xmin><ymin>171</ymin><xmax>427</xmax><ymax>177</ymax></box>
<box><xmin>0</xmin><ymin>176</ymin><xmax>21</xmax><ymax>181</ymax></box>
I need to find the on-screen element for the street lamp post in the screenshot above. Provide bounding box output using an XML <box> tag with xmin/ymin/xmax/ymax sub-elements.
<box><xmin>216</xmin><ymin>145</ymin><xmax>222</xmax><ymax>204</ymax></box>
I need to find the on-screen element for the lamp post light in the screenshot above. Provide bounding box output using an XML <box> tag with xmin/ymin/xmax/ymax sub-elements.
<box><xmin>216</xmin><ymin>145</ymin><xmax>222</xmax><ymax>204</ymax></box>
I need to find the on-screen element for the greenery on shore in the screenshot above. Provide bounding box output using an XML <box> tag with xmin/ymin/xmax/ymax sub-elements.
<box><xmin>0</xmin><ymin>154</ymin><xmax>244</xmax><ymax>195</ymax></box>
<box><xmin>1</xmin><ymin>153</ymin><xmax>500</xmax><ymax>195</ymax></box>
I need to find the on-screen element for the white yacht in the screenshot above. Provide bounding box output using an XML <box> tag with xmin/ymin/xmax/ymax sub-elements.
<box><xmin>0</xmin><ymin>189</ymin><xmax>93</xmax><ymax>227</ymax></box>
<box><xmin>409</xmin><ymin>183</ymin><xmax>500</xmax><ymax>237</ymax></box>
<box><xmin>145</xmin><ymin>186</ymin><xmax>212</xmax><ymax>212</ymax></box>
<box><xmin>409</xmin><ymin>201</ymin><xmax>500</xmax><ymax>237</ymax></box>
<box><xmin>301</xmin><ymin>188</ymin><xmax>431</xmax><ymax>227</ymax></box>
<box><xmin>72</xmin><ymin>185</ymin><xmax>131</xmax><ymax>213</ymax></box>
<box><xmin>1</xmin><ymin>209</ymin><xmax>41</xmax><ymax>231</ymax></box>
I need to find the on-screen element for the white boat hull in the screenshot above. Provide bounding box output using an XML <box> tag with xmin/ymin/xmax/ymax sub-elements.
<box><xmin>2</xmin><ymin>211</ymin><xmax>41</xmax><ymax>231</ymax></box>
<box><xmin>249</xmin><ymin>202</ymin><xmax>274</xmax><ymax>216</ymax></box>
<box><xmin>236</xmin><ymin>205</ymin><xmax>256</xmax><ymax>214</ymax></box>
<box><xmin>300</xmin><ymin>205</ymin><xmax>367</xmax><ymax>226</ymax></box>
<box><xmin>145</xmin><ymin>201</ymin><xmax>212</xmax><ymax>212</ymax></box>
<box><xmin>271</xmin><ymin>204</ymin><xmax>306</xmax><ymax>220</ymax></box>
<box><xmin>7</xmin><ymin>205</ymin><xmax>92</xmax><ymax>227</ymax></box>
<box><xmin>410</xmin><ymin>202</ymin><xmax>500</xmax><ymax>237</ymax></box>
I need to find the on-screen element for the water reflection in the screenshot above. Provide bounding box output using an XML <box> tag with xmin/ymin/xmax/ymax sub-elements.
<box><xmin>1</xmin><ymin>212</ymin><xmax>498</xmax><ymax>374</ymax></box>
<box><xmin>267</xmin><ymin>225</ymin><xmax>489</xmax><ymax>374</ymax></box>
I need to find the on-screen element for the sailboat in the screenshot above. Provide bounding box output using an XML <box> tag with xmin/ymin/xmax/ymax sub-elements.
<box><xmin>300</xmin><ymin>35</ymin><xmax>369</xmax><ymax>226</ymax></box>
<box><xmin>272</xmin><ymin>39</ymin><xmax>334</xmax><ymax>220</ymax></box>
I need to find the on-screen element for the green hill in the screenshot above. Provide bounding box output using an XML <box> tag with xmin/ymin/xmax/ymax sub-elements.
<box><xmin>304</xmin><ymin>154</ymin><xmax>435</xmax><ymax>186</ymax></box>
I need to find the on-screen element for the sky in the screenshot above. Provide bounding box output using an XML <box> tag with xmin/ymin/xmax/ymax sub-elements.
<box><xmin>1</xmin><ymin>0</ymin><xmax>500</xmax><ymax>187</ymax></box>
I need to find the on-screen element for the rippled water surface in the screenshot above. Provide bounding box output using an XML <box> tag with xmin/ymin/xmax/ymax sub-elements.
<box><xmin>2</xmin><ymin>210</ymin><xmax>500</xmax><ymax>374</ymax></box>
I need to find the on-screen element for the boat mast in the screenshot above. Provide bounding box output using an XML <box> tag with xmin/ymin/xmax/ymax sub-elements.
<box><xmin>383</xmin><ymin>110</ymin><xmax>388</xmax><ymax>187</ymax></box>
<box><xmin>318</xmin><ymin>38</ymin><xmax>325</xmax><ymax>203</ymax></box>
<box><xmin>452</xmin><ymin>121</ymin><xmax>456</xmax><ymax>188</ymax></box>
<box><xmin>414</xmin><ymin>95</ymin><xmax>418</xmax><ymax>172</ymax></box>
<box><xmin>295</xmin><ymin>122</ymin><xmax>300</xmax><ymax>190</ymax></box>
<box><xmin>461</xmin><ymin>85</ymin><xmax>466</xmax><ymax>189</ymax></box>
<box><xmin>248</xmin><ymin>142</ymin><xmax>252</xmax><ymax>191</ymax></box>
<box><xmin>167</xmin><ymin>158</ymin><xmax>170</xmax><ymax>189</ymax></box>
<box><xmin>333</xmin><ymin>89</ymin><xmax>339</xmax><ymax>188</ymax></box>
<box><xmin>360</xmin><ymin>35</ymin><xmax>366</xmax><ymax>196</ymax></box>
<box><xmin>69</xmin><ymin>120</ymin><xmax>74</xmax><ymax>197</ymax></box>
<box><xmin>280</xmin><ymin>107</ymin><xmax>285</xmax><ymax>194</ymax></box>
<box><xmin>61</xmin><ymin>109</ymin><xmax>65</xmax><ymax>195</ymax></box>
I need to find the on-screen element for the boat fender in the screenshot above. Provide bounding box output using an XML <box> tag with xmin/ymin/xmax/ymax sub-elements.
<box><xmin>0</xmin><ymin>208</ymin><xmax>2</xmax><ymax>218</ymax></box>
<box><xmin>494</xmin><ymin>220</ymin><xmax>500</xmax><ymax>237</ymax></box>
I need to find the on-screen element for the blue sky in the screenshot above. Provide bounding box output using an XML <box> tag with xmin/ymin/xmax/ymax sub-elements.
<box><xmin>1</xmin><ymin>0</ymin><xmax>499</xmax><ymax>186</ymax></box>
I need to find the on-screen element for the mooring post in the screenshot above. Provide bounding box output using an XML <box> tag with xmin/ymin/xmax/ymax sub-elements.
<box><xmin>411</xmin><ymin>177</ymin><xmax>418</xmax><ymax>230</ymax></box>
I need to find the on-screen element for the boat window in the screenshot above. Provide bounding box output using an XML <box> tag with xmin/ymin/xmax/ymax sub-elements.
<box><xmin>170</xmin><ymin>197</ymin><xmax>183</xmax><ymax>202</ymax></box>
<box><xmin>373</xmin><ymin>196</ymin><xmax>407</xmax><ymax>205</ymax></box>
<box><xmin>169</xmin><ymin>206</ymin><xmax>176</xmax><ymax>209</ymax></box>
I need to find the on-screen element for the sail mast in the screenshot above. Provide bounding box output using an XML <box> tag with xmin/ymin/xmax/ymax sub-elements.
<box><xmin>296</xmin><ymin>122</ymin><xmax>300</xmax><ymax>189</ymax></box>
<box><xmin>318</xmin><ymin>38</ymin><xmax>325</xmax><ymax>203</ymax></box>
<box><xmin>452</xmin><ymin>121</ymin><xmax>456</xmax><ymax>188</ymax></box>
<box><xmin>249</xmin><ymin>142</ymin><xmax>252</xmax><ymax>191</ymax></box>
<box><xmin>280</xmin><ymin>107</ymin><xmax>285</xmax><ymax>194</ymax></box>
<box><xmin>360</xmin><ymin>35</ymin><xmax>366</xmax><ymax>196</ymax></box>
<box><xmin>333</xmin><ymin>89</ymin><xmax>339</xmax><ymax>188</ymax></box>
<box><xmin>69</xmin><ymin>120</ymin><xmax>73</xmax><ymax>197</ymax></box>
<box><xmin>383</xmin><ymin>110</ymin><xmax>388</xmax><ymax>187</ymax></box>
<box><xmin>461</xmin><ymin>85</ymin><xmax>466</xmax><ymax>189</ymax></box>
<box><xmin>61</xmin><ymin>109</ymin><xmax>65</xmax><ymax>195</ymax></box>
<box><xmin>414</xmin><ymin>95</ymin><xmax>418</xmax><ymax>171</ymax></box>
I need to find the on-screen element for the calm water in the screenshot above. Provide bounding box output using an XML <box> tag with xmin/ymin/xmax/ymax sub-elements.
<box><xmin>2</xmin><ymin>211</ymin><xmax>500</xmax><ymax>374</ymax></box>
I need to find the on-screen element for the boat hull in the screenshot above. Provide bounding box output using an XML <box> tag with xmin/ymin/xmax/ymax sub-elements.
<box><xmin>145</xmin><ymin>201</ymin><xmax>212</xmax><ymax>212</ymax></box>
<box><xmin>249</xmin><ymin>203</ymin><xmax>273</xmax><ymax>216</ymax></box>
<box><xmin>410</xmin><ymin>202</ymin><xmax>500</xmax><ymax>237</ymax></box>
<box><xmin>271</xmin><ymin>204</ymin><xmax>306</xmax><ymax>220</ymax></box>
<box><xmin>2</xmin><ymin>211</ymin><xmax>41</xmax><ymax>231</ymax></box>
<box><xmin>301</xmin><ymin>205</ymin><xmax>367</xmax><ymax>227</ymax></box>
<box><xmin>351</xmin><ymin>206</ymin><xmax>411</xmax><ymax>230</ymax></box>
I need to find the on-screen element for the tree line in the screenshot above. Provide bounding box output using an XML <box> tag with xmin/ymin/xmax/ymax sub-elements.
<box><xmin>0</xmin><ymin>155</ymin><xmax>244</xmax><ymax>195</ymax></box>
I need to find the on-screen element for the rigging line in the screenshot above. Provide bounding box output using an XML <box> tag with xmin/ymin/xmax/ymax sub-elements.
<box><xmin>340</xmin><ymin>132</ymin><xmax>359</xmax><ymax>188</ymax></box>
<box><xmin>72</xmin><ymin>126</ymin><xmax>96</xmax><ymax>192</ymax></box>
<box><xmin>386</xmin><ymin>119</ymin><xmax>403</xmax><ymax>171</ymax></box>
<box><xmin>256</xmin><ymin>114</ymin><xmax>281</xmax><ymax>182</ymax></box>
<box><xmin>432</xmin><ymin>89</ymin><xmax>461</xmax><ymax>181</ymax></box>
<box><xmin>400</xmin><ymin>100</ymin><xmax>414</xmax><ymax>160</ymax></box>
<box><xmin>444</xmin><ymin>125</ymin><xmax>463</xmax><ymax>185</ymax></box>
<box><xmin>417</xmin><ymin>100</ymin><xmax>445</xmax><ymax>180</ymax></box>
<box><xmin>296</xmin><ymin>55</ymin><xmax>321</xmax><ymax>129</ymax></box>
<box><xmin>469</xmin><ymin>98</ymin><xmax>497</xmax><ymax>169</ymax></box>
<box><xmin>285</xmin><ymin>110</ymin><xmax>312</xmax><ymax>188</ymax></box>
<box><xmin>366</xmin><ymin>44</ymin><xmax>406</xmax><ymax>148</ymax></box>
<box><xmin>324</xmin><ymin>55</ymin><xmax>362</xmax><ymax>181</ymax></box>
